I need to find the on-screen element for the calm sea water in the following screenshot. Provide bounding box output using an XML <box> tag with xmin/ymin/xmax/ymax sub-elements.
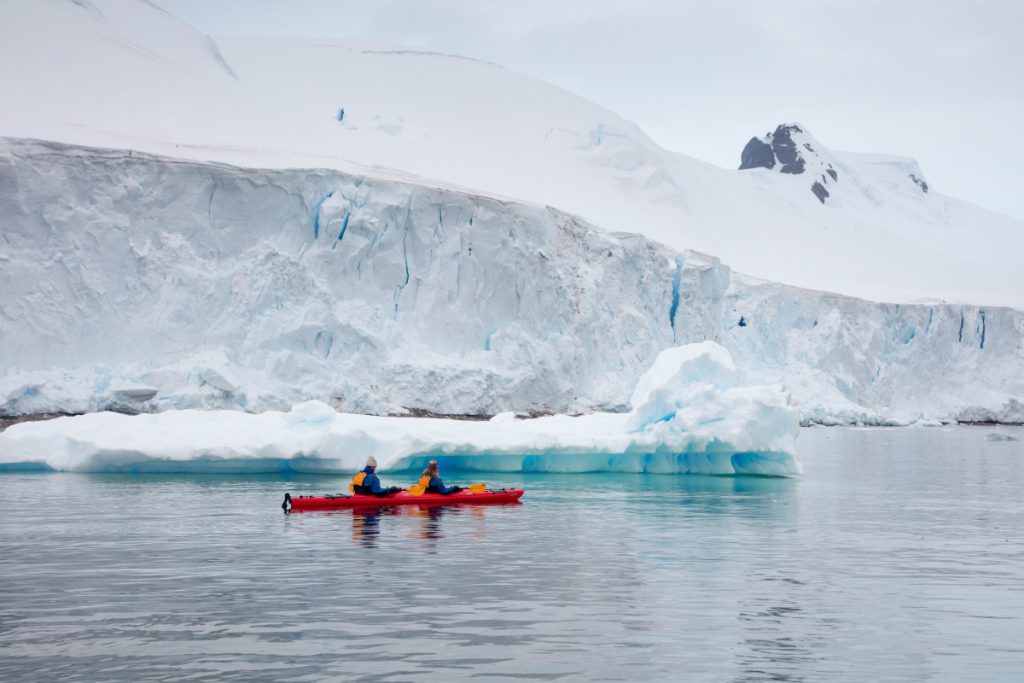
<box><xmin>0</xmin><ymin>427</ymin><xmax>1022</xmax><ymax>682</ymax></box>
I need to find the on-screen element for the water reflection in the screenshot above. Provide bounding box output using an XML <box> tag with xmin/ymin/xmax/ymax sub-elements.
<box><xmin>406</xmin><ymin>505</ymin><xmax>446</xmax><ymax>548</ymax></box>
<box><xmin>734</xmin><ymin>591</ymin><xmax>815</xmax><ymax>683</ymax></box>
<box><xmin>350</xmin><ymin>506</ymin><xmax>388</xmax><ymax>548</ymax></box>
<box><xmin>346</xmin><ymin>503</ymin><xmax>508</xmax><ymax>550</ymax></box>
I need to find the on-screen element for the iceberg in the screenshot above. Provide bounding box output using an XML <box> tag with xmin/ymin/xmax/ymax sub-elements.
<box><xmin>0</xmin><ymin>343</ymin><xmax>801</xmax><ymax>477</ymax></box>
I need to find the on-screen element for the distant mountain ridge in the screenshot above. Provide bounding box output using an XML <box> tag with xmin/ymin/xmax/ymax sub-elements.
<box><xmin>739</xmin><ymin>122</ymin><xmax>934</xmax><ymax>208</ymax></box>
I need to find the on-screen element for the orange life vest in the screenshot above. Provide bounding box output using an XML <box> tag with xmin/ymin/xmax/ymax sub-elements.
<box><xmin>349</xmin><ymin>471</ymin><xmax>367</xmax><ymax>493</ymax></box>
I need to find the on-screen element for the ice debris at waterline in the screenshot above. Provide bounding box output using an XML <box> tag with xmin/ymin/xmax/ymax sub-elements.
<box><xmin>0</xmin><ymin>343</ymin><xmax>800</xmax><ymax>476</ymax></box>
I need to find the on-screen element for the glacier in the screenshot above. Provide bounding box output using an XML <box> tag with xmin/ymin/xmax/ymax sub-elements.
<box><xmin>1</xmin><ymin>139</ymin><xmax>1022</xmax><ymax>425</ymax></box>
<box><xmin>3</xmin><ymin>0</ymin><xmax>1024</xmax><ymax>307</ymax></box>
<box><xmin>0</xmin><ymin>342</ymin><xmax>802</xmax><ymax>476</ymax></box>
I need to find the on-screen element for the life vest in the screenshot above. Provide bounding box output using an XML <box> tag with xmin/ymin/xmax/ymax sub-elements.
<box><xmin>350</xmin><ymin>471</ymin><xmax>372</xmax><ymax>494</ymax></box>
<box><xmin>419</xmin><ymin>473</ymin><xmax>444</xmax><ymax>493</ymax></box>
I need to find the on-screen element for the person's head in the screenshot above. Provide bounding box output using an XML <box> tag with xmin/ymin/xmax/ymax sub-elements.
<box><xmin>366</xmin><ymin>456</ymin><xmax>377</xmax><ymax>470</ymax></box>
<box><xmin>427</xmin><ymin>459</ymin><xmax>438</xmax><ymax>472</ymax></box>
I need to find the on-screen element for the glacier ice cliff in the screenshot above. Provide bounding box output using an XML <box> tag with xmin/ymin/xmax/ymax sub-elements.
<box><xmin>0</xmin><ymin>138</ymin><xmax>1022</xmax><ymax>425</ymax></box>
<box><xmin>0</xmin><ymin>342</ymin><xmax>802</xmax><ymax>476</ymax></box>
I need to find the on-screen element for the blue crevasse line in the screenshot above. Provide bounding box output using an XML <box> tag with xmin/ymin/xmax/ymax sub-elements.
<box><xmin>979</xmin><ymin>311</ymin><xmax>986</xmax><ymax>350</ymax></box>
<box><xmin>958</xmin><ymin>311</ymin><xmax>964</xmax><ymax>343</ymax></box>
<box><xmin>337</xmin><ymin>108</ymin><xmax>345</xmax><ymax>122</ymax></box>
<box><xmin>314</xmin><ymin>331</ymin><xmax>334</xmax><ymax>359</ymax></box>
<box><xmin>394</xmin><ymin>231</ymin><xmax>411</xmax><ymax>315</ymax></box>
<box><xmin>925</xmin><ymin>308</ymin><xmax>934</xmax><ymax>334</ymax></box>
<box><xmin>668</xmin><ymin>256</ymin><xmax>683</xmax><ymax>338</ymax></box>
<box><xmin>311</xmin><ymin>191</ymin><xmax>334</xmax><ymax>239</ymax></box>
<box><xmin>332</xmin><ymin>212</ymin><xmax>350</xmax><ymax>250</ymax></box>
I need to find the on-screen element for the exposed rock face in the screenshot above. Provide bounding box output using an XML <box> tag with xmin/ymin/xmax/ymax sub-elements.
<box><xmin>739</xmin><ymin>123</ymin><xmax>839</xmax><ymax>203</ymax></box>
<box><xmin>811</xmin><ymin>181</ymin><xmax>829</xmax><ymax>203</ymax></box>
<box><xmin>739</xmin><ymin>138</ymin><xmax>775</xmax><ymax>170</ymax></box>
<box><xmin>910</xmin><ymin>174</ymin><xmax>929</xmax><ymax>193</ymax></box>
<box><xmin>771</xmin><ymin>125</ymin><xmax>806</xmax><ymax>174</ymax></box>
<box><xmin>739</xmin><ymin>124</ymin><xmax>810</xmax><ymax>173</ymax></box>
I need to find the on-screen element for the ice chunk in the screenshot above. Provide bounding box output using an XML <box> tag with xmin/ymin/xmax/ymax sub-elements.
<box><xmin>0</xmin><ymin>343</ymin><xmax>800</xmax><ymax>476</ymax></box>
<box><xmin>110</xmin><ymin>385</ymin><xmax>159</xmax><ymax>403</ymax></box>
<box><xmin>627</xmin><ymin>341</ymin><xmax>737</xmax><ymax>430</ymax></box>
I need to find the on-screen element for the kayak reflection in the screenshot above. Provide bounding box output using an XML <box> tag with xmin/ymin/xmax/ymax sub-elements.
<box><xmin>407</xmin><ymin>504</ymin><xmax>446</xmax><ymax>542</ymax></box>
<box><xmin>350</xmin><ymin>506</ymin><xmax>390</xmax><ymax>548</ymax></box>
<box><xmin>347</xmin><ymin>503</ymin><xmax>499</xmax><ymax>549</ymax></box>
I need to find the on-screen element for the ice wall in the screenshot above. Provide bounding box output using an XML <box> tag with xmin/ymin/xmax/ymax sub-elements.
<box><xmin>0</xmin><ymin>138</ymin><xmax>701</xmax><ymax>417</ymax></box>
<box><xmin>1</xmin><ymin>138</ymin><xmax>1022</xmax><ymax>424</ymax></box>
<box><xmin>724</xmin><ymin>279</ymin><xmax>1024</xmax><ymax>424</ymax></box>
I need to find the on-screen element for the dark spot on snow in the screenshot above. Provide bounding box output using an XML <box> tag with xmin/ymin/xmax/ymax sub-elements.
<box><xmin>811</xmin><ymin>181</ymin><xmax>829</xmax><ymax>203</ymax></box>
<box><xmin>772</xmin><ymin>125</ymin><xmax>806</xmax><ymax>174</ymax></box>
<box><xmin>827</xmin><ymin>168</ymin><xmax>838</xmax><ymax>181</ymax></box>
<box><xmin>739</xmin><ymin>123</ymin><xmax>808</xmax><ymax>174</ymax></box>
<box><xmin>909</xmin><ymin>173</ymin><xmax>929</xmax><ymax>193</ymax></box>
<box><xmin>739</xmin><ymin>138</ymin><xmax>775</xmax><ymax>170</ymax></box>
<box><xmin>738</xmin><ymin>316</ymin><xmax>747</xmax><ymax>327</ymax></box>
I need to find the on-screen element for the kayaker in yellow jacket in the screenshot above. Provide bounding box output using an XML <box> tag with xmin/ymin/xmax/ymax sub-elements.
<box><xmin>351</xmin><ymin>456</ymin><xmax>402</xmax><ymax>496</ymax></box>
<box><xmin>417</xmin><ymin>459</ymin><xmax>463</xmax><ymax>495</ymax></box>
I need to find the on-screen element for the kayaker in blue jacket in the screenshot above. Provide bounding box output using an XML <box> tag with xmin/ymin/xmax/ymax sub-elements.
<box><xmin>418</xmin><ymin>460</ymin><xmax>462</xmax><ymax>495</ymax></box>
<box><xmin>351</xmin><ymin>456</ymin><xmax>401</xmax><ymax>496</ymax></box>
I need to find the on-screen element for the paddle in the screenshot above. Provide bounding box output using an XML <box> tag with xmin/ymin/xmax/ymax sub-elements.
<box><xmin>405</xmin><ymin>483</ymin><xmax>488</xmax><ymax>496</ymax></box>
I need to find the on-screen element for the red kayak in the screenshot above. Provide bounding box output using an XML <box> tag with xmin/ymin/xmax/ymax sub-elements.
<box><xmin>283</xmin><ymin>488</ymin><xmax>524</xmax><ymax>512</ymax></box>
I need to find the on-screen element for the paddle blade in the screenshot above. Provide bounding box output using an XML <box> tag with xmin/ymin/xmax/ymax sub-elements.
<box><xmin>468</xmin><ymin>483</ymin><xmax>487</xmax><ymax>494</ymax></box>
<box><xmin>407</xmin><ymin>485</ymin><xmax>425</xmax><ymax>496</ymax></box>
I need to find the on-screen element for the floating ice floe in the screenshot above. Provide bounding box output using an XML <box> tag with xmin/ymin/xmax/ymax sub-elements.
<box><xmin>0</xmin><ymin>342</ymin><xmax>801</xmax><ymax>476</ymax></box>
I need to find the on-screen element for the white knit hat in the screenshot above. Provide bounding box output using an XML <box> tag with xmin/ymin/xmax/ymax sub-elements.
<box><xmin>366</xmin><ymin>456</ymin><xmax>377</xmax><ymax>467</ymax></box>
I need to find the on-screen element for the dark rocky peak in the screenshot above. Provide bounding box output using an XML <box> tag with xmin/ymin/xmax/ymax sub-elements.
<box><xmin>740</xmin><ymin>124</ymin><xmax>811</xmax><ymax>174</ymax></box>
<box><xmin>739</xmin><ymin>137</ymin><xmax>775</xmax><ymax>170</ymax></box>
<box><xmin>769</xmin><ymin>124</ymin><xmax>807</xmax><ymax>174</ymax></box>
<box><xmin>739</xmin><ymin>123</ymin><xmax>839</xmax><ymax>204</ymax></box>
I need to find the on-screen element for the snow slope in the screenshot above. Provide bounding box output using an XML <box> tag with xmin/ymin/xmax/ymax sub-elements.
<box><xmin>0</xmin><ymin>343</ymin><xmax>802</xmax><ymax>476</ymax></box>
<box><xmin>2</xmin><ymin>0</ymin><xmax>1022</xmax><ymax>306</ymax></box>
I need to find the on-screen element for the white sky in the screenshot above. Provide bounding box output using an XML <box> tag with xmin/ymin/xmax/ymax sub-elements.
<box><xmin>155</xmin><ymin>0</ymin><xmax>1024</xmax><ymax>220</ymax></box>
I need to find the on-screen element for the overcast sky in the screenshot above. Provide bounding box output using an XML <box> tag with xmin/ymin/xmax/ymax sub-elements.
<box><xmin>156</xmin><ymin>0</ymin><xmax>1024</xmax><ymax>220</ymax></box>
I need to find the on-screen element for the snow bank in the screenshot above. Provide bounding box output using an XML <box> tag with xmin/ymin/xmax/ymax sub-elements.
<box><xmin>0</xmin><ymin>343</ymin><xmax>802</xmax><ymax>476</ymax></box>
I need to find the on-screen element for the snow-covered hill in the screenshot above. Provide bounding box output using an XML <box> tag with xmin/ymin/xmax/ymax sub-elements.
<box><xmin>2</xmin><ymin>0</ymin><xmax>1022</xmax><ymax>306</ymax></box>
